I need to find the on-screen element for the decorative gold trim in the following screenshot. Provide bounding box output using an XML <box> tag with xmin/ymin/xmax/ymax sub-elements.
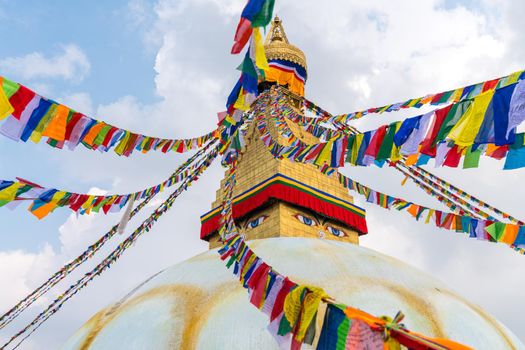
<box><xmin>264</xmin><ymin>16</ymin><xmax>307</xmax><ymax>70</ymax></box>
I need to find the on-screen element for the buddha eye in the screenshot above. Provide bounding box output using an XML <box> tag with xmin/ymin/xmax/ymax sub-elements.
<box><xmin>294</xmin><ymin>214</ymin><xmax>317</xmax><ymax>227</ymax></box>
<box><xmin>246</xmin><ymin>215</ymin><xmax>268</xmax><ymax>229</ymax></box>
<box><xmin>326</xmin><ymin>226</ymin><xmax>346</xmax><ymax>238</ymax></box>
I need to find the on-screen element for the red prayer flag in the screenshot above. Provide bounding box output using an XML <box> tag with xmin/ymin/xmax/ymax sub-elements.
<box><xmin>420</xmin><ymin>105</ymin><xmax>452</xmax><ymax>157</ymax></box>
<box><xmin>231</xmin><ymin>18</ymin><xmax>253</xmax><ymax>54</ymax></box>
<box><xmin>487</xmin><ymin>145</ymin><xmax>509</xmax><ymax>160</ymax></box>
<box><xmin>64</xmin><ymin>112</ymin><xmax>84</xmax><ymax>141</ymax></box>
<box><xmin>102</xmin><ymin>127</ymin><xmax>119</xmax><ymax>148</ymax></box>
<box><xmin>443</xmin><ymin>145</ymin><xmax>462</xmax><ymax>168</ymax></box>
<box><xmin>482</xmin><ymin>78</ymin><xmax>499</xmax><ymax>92</ymax></box>
<box><xmin>430</xmin><ymin>92</ymin><xmax>444</xmax><ymax>105</ymax></box>
<box><xmin>364</xmin><ymin>125</ymin><xmax>387</xmax><ymax>158</ymax></box>
<box><xmin>270</xmin><ymin>278</ymin><xmax>295</xmax><ymax>321</ymax></box>
<box><xmin>69</xmin><ymin>194</ymin><xmax>89</xmax><ymax>212</ymax></box>
<box><xmin>9</xmin><ymin>85</ymin><xmax>36</xmax><ymax>120</ymax></box>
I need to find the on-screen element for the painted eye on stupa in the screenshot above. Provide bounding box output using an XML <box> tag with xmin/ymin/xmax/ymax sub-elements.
<box><xmin>294</xmin><ymin>214</ymin><xmax>317</xmax><ymax>227</ymax></box>
<box><xmin>326</xmin><ymin>226</ymin><xmax>346</xmax><ymax>238</ymax></box>
<box><xmin>245</xmin><ymin>215</ymin><xmax>268</xmax><ymax>229</ymax></box>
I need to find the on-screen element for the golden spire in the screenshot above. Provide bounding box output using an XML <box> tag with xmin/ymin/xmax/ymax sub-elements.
<box><xmin>264</xmin><ymin>16</ymin><xmax>307</xmax><ymax>71</ymax></box>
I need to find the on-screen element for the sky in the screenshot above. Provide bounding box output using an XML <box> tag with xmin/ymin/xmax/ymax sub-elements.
<box><xmin>0</xmin><ymin>0</ymin><xmax>524</xmax><ymax>348</ymax></box>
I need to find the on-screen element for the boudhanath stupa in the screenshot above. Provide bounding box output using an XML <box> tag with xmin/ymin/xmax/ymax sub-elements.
<box><xmin>61</xmin><ymin>18</ymin><xmax>522</xmax><ymax>350</ymax></box>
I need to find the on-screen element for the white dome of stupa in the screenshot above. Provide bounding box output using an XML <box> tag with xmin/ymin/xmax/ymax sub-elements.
<box><xmin>62</xmin><ymin>237</ymin><xmax>523</xmax><ymax>350</ymax></box>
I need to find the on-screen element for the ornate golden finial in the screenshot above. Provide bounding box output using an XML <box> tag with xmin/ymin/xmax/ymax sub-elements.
<box><xmin>264</xmin><ymin>16</ymin><xmax>307</xmax><ymax>70</ymax></box>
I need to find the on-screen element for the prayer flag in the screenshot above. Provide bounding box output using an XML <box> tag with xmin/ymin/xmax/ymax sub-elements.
<box><xmin>448</xmin><ymin>90</ymin><xmax>495</xmax><ymax>147</ymax></box>
<box><xmin>463</xmin><ymin>146</ymin><xmax>482</xmax><ymax>169</ymax></box>
<box><xmin>503</xmin><ymin>133</ymin><xmax>525</xmax><ymax>170</ymax></box>
<box><xmin>316</xmin><ymin>304</ymin><xmax>350</xmax><ymax>350</ymax></box>
<box><xmin>507</xmin><ymin>80</ymin><xmax>525</xmax><ymax>138</ymax></box>
<box><xmin>41</xmin><ymin>104</ymin><xmax>70</xmax><ymax>141</ymax></box>
<box><xmin>251</xmin><ymin>0</ymin><xmax>275</xmax><ymax>27</ymax></box>
<box><xmin>0</xmin><ymin>78</ymin><xmax>14</xmax><ymax>120</ymax></box>
<box><xmin>8</xmin><ymin>84</ymin><xmax>35</xmax><ymax>120</ymax></box>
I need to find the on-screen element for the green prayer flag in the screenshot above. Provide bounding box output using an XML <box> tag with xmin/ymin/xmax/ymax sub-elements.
<box><xmin>434</xmin><ymin>100</ymin><xmax>472</xmax><ymax>145</ymax></box>
<box><xmin>94</xmin><ymin>125</ymin><xmax>113</xmax><ymax>146</ymax></box>
<box><xmin>376</xmin><ymin>122</ymin><xmax>398</xmax><ymax>161</ymax></box>
<box><xmin>463</xmin><ymin>146</ymin><xmax>482</xmax><ymax>168</ymax></box>
<box><xmin>2</xmin><ymin>78</ymin><xmax>20</xmax><ymax>98</ymax></box>
<box><xmin>277</xmin><ymin>313</ymin><xmax>293</xmax><ymax>336</ymax></box>
<box><xmin>438</xmin><ymin>90</ymin><xmax>454</xmax><ymax>104</ymax></box>
<box><xmin>48</xmin><ymin>139</ymin><xmax>60</xmax><ymax>148</ymax></box>
<box><xmin>237</xmin><ymin>54</ymin><xmax>258</xmax><ymax>78</ymax></box>
<box><xmin>33</xmin><ymin>104</ymin><xmax>58</xmax><ymax>136</ymax></box>
<box><xmin>337</xmin><ymin>315</ymin><xmax>351</xmax><ymax>349</ymax></box>
<box><xmin>511</xmin><ymin>133</ymin><xmax>525</xmax><ymax>150</ymax></box>
<box><xmin>345</xmin><ymin>135</ymin><xmax>355</xmax><ymax>163</ymax></box>
<box><xmin>485</xmin><ymin>222</ymin><xmax>506</xmax><ymax>241</ymax></box>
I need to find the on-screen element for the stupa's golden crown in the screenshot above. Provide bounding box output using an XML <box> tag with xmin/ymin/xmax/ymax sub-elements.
<box><xmin>264</xmin><ymin>16</ymin><xmax>307</xmax><ymax>71</ymax></box>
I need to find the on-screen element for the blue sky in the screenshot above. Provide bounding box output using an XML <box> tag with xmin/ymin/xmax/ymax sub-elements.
<box><xmin>0</xmin><ymin>0</ymin><xmax>159</xmax><ymax>251</ymax></box>
<box><xmin>0</xmin><ymin>0</ymin><xmax>158</xmax><ymax>104</ymax></box>
<box><xmin>0</xmin><ymin>0</ymin><xmax>524</xmax><ymax>348</ymax></box>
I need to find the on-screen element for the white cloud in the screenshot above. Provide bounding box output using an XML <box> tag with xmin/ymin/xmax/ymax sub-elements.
<box><xmin>0</xmin><ymin>245</ymin><xmax>58</xmax><ymax>311</ymax></box>
<box><xmin>0</xmin><ymin>44</ymin><xmax>90</xmax><ymax>82</ymax></box>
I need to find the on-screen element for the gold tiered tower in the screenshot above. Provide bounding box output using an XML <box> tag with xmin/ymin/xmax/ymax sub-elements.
<box><xmin>202</xmin><ymin>18</ymin><xmax>366</xmax><ymax>248</ymax></box>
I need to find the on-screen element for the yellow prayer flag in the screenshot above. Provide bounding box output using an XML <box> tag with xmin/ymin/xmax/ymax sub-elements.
<box><xmin>390</xmin><ymin>145</ymin><xmax>402</xmax><ymax>162</ymax></box>
<box><xmin>407</xmin><ymin>98</ymin><xmax>420</xmax><ymax>107</ymax></box>
<box><xmin>253</xmin><ymin>28</ymin><xmax>269</xmax><ymax>72</ymax></box>
<box><xmin>451</xmin><ymin>88</ymin><xmax>463</xmax><ymax>102</ymax></box>
<box><xmin>425</xmin><ymin>209</ymin><xmax>435</xmax><ymax>224</ymax></box>
<box><xmin>233</xmin><ymin>88</ymin><xmax>250</xmax><ymax>111</ymax></box>
<box><xmin>314</xmin><ymin>141</ymin><xmax>333</xmax><ymax>167</ymax></box>
<box><xmin>0</xmin><ymin>182</ymin><xmax>20</xmax><ymax>201</ymax></box>
<box><xmin>114</xmin><ymin>131</ymin><xmax>131</xmax><ymax>155</ymax></box>
<box><xmin>350</xmin><ymin>134</ymin><xmax>363</xmax><ymax>164</ymax></box>
<box><xmin>448</xmin><ymin>90</ymin><xmax>495</xmax><ymax>147</ymax></box>
<box><xmin>0</xmin><ymin>77</ymin><xmax>14</xmax><ymax>120</ymax></box>
<box><xmin>283</xmin><ymin>285</ymin><xmax>328</xmax><ymax>342</ymax></box>
<box><xmin>81</xmin><ymin>195</ymin><xmax>96</xmax><ymax>212</ymax></box>
<box><xmin>29</xmin><ymin>104</ymin><xmax>57</xmax><ymax>143</ymax></box>
<box><xmin>506</xmin><ymin>70</ymin><xmax>524</xmax><ymax>86</ymax></box>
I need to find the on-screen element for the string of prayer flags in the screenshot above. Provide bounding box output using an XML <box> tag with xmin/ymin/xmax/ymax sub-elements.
<box><xmin>395</xmin><ymin>161</ymin><xmax>525</xmax><ymax>225</ymax></box>
<box><xmin>334</xmin><ymin>69</ymin><xmax>525</xmax><ymax>123</ymax></box>
<box><xmin>2</xmin><ymin>145</ymin><xmax>219</xmax><ymax>350</ymax></box>
<box><xmin>405</xmin><ymin>162</ymin><xmax>523</xmax><ymax>225</ymax></box>
<box><xmin>0</xmin><ymin>141</ymin><xmax>219</xmax><ymax>219</ymax></box>
<box><xmin>260</xmin><ymin>80</ymin><xmax>525</xmax><ymax>170</ymax></box>
<box><xmin>0</xmin><ymin>188</ymin><xmax>156</xmax><ymax>330</ymax></box>
<box><xmin>337</xmin><ymin>172</ymin><xmax>525</xmax><ymax>255</ymax></box>
<box><xmin>0</xmin><ymin>75</ymin><xmax>217</xmax><ymax>156</ymax></box>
